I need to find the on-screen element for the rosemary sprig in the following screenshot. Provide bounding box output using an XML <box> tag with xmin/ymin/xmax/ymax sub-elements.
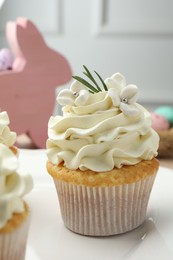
<box><xmin>83</xmin><ymin>65</ymin><xmax>102</xmax><ymax>92</ymax></box>
<box><xmin>72</xmin><ymin>76</ymin><xmax>99</xmax><ymax>93</ymax></box>
<box><xmin>94</xmin><ymin>70</ymin><xmax>108</xmax><ymax>91</ymax></box>
<box><xmin>72</xmin><ymin>65</ymin><xmax>108</xmax><ymax>93</ymax></box>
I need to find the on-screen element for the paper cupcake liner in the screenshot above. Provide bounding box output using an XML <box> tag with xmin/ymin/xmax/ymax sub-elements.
<box><xmin>0</xmin><ymin>214</ymin><xmax>30</xmax><ymax>260</ymax></box>
<box><xmin>53</xmin><ymin>174</ymin><xmax>156</xmax><ymax>236</ymax></box>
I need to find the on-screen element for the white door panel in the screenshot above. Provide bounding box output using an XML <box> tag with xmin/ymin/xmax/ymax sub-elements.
<box><xmin>0</xmin><ymin>0</ymin><xmax>172</xmax><ymax>105</ymax></box>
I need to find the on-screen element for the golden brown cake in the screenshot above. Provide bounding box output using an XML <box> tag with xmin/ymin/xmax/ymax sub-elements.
<box><xmin>47</xmin><ymin>158</ymin><xmax>159</xmax><ymax>187</ymax></box>
<box><xmin>0</xmin><ymin>203</ymin><xmax>29</xmax><ymax>234</ymax></box>
<box><xmin>46</xmin><ymin>67</ymin><xmax>160</xmax><ymax>236</ymax></box>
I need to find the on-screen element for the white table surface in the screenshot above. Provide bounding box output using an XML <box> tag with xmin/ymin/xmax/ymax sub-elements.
<box><xmin>18</xmin><ymin>149</ymin><xmax>173</xmax><ymax>260</ymax></box>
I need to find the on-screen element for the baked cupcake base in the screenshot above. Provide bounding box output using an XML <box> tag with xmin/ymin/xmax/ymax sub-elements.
<box><xmin>0</xmin><ymin>203</ymin><xmax>30</xmax><ymax>260</ymax></box>
<box><xmin>47</xmin><ymin>159</ymin><xmax>159</xmax><ymax>236</ymax></box>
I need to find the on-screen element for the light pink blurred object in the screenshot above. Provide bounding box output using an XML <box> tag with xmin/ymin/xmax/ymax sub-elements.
<box><xmin>0</xmin><ymin>17</ymin><xmax>72</xmax><ymax>148</ymax></box>
<box><xmin>0</xmin><ymin>48</ymin><xmax>13</xmax><ymax>70</ymax></box>
<box><xmin>151</xmin><ymin>112</ymin><xmax>170</xmax><ymax>131</ymax></box>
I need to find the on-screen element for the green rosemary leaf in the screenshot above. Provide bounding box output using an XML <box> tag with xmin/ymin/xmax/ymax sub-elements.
<box><xmin>94</xmin><ymin>71</ymin><xmax>108</xmax><ymax>91</ymax></box>
<box><xmin>83</xmin><ymin>65</ymin><xmax>102</xmax><ymax>92</ymax></box>
<box><xmin>72</xmin><ymin>76</ymin><xmax>99</xmax><ymax>93</ymax></box>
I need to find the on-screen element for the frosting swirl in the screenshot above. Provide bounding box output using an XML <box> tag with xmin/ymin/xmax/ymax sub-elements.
<box><xmin>0</xmin><ymin>111</ymin><xmax>16</xmax><ymax>147</ymax></box>
<box><xmin>47</xmin><ymin>73</ymin><xmax>159</xmax><ymax>172</ymax></box>
<box><xmin>0</xmin><ymin>144</ymin><xmax>33</xmax><ymax>228</ymax></box>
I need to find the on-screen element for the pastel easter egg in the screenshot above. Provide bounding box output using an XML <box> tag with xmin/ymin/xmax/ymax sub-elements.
<box><xmin>154</xmin><ymin>106</ymin><xmax>173</xmax><ymax>126</ymax></box>
<box><xmin>0</xmin><ymin>48</ymin><xmax>13</xmax><ymax>71</ymax></box>
<box><xmin>151</xmin><ymin>112</ymin><xmax>170</xmax><ymax>131</ymax></box>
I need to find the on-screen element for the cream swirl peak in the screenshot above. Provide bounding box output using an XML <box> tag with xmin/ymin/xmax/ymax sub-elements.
<box><xmin>0</xmin><ymin>111</ymin><xmax>16</xmax><ymax>147</ymax></box>
<box><xmin>0</xmin><ymin>144</ymin><xmax>33</xmax><ymax>228</ymax></box>
<box><xmin>47</xmin><ymin>68</ymin><xmax>159</xmax><ymax>171</ymax></box>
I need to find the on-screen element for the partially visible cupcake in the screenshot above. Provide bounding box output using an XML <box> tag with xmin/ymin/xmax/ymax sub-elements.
<box><xmin>0</xmin><ymin>143</ymin><xmax>33</xmax><ymax>259</ymax></box>
<box><xmin>0</xmin><ymin>111</ymin><xmax>17</xmax><ymax>154</ymax></box>
<box><xmin>46</xmin><ymin>66</ymin><xmax>159</xmax><ymax>236</ymax></box>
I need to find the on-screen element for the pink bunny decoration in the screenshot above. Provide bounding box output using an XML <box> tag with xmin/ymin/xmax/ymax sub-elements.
<box><xmin>0</xmin><ymin>18</ymin><xmax>72</xmax><ymax>148</ymax></box>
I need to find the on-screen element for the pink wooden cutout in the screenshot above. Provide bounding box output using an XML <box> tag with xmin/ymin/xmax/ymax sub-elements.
<box><xmin>0</xmin><ymin>18</ymin><xmax>72</xmax><ymax>148</ymax></box>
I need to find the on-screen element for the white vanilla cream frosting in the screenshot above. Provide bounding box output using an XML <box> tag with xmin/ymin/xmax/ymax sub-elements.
<box><xmin>0</xmin><ymin>144</ymin><xmax>33</xmax><ymax>228</ymax></box>
<box><xmin>0</xmin><ymin>111</ymin><xmax>16</xmax><ymax>147</ymax></box>
<box><xmin>47</xmin><ymin>72</ymin><xmax>159</xmax><ymax>172</ymax></box>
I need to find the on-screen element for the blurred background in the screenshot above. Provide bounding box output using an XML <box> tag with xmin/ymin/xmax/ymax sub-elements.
<box><xmin>0</xmin><ymin>0</ymin><xmax>173</xmax><ymax>109</ymax></box>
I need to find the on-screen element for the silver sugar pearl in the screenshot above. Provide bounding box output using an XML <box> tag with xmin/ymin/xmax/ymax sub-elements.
<box><xmin>121</xmin><ymin>97</ymin><xmax>128</xmax><ymax>104</ymax></box>
<box><xmin>73</xmin><ymin>92</ymin><xmax>79</xmax><ymax>97</ymax></box>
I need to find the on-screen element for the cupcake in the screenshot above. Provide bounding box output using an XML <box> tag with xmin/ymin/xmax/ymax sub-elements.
<box><xmin>46</xmin><ymin>66</ymin><xmax>159</xmax><ymax>236</ymax></box>
<box><xmin>0</xmin><ymin>143</ymin><xmax>33</xmax><ymax>259</ymax></box>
